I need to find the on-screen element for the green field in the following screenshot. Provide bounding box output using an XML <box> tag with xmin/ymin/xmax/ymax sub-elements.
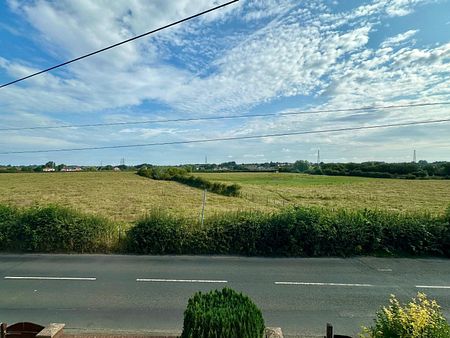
<box><xmin>0</xmin><ymin>171</ymin><xmax>449</xmax><ymax>223</ymax></box>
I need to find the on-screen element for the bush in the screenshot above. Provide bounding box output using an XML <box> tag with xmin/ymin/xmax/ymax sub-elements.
<box><xmin>181</xmin><ymin>287</ymin><xmax>265</xmax><ymax>338</ymax></box>
<box><xmin>361</xmin><ymin>293</ymin><xmax>450</xmax><ymax>338</ymax></box>
<box><xmin>0</xmin><ymin>204</ymin><xmax>20</xmax><ymax>250</ymax></box>
<box><xmin>0</xmin><ymin>204</ymin><xmax>117</xmax><ymax>253</ymax></box>
<box><xmin>126</xmin><ymin>211</ymin><xmax>186</xmax><ymax>254</ymax></box>
<box><xmin>2</xmin><ymin>203</ymin><xmax>449</xmax><ymax>257</ymax></box>
<box><xmin>205</xmin><ymin>212</ymin><xmax>268</xmax><ymax>255</ymax></box>
<box><xmin>127</xmin><ymin>206</ymin><xmax>449</xmax><ymax>257</ymax></box>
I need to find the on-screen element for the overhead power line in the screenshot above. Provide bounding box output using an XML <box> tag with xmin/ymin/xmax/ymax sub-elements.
<box><xmin>0</xmin><ymin>0</ymin><xmax>239</xmax><ymax>89</ymax></box>
<box><xmin>1</xmin><ymin>101</ymin><xmax>449</xmax><ymax>132</ymax></box>
<box><xmin>1</xmin><ymin>118</ymin><xmax>449</xmax><ymax>155</ymax></box>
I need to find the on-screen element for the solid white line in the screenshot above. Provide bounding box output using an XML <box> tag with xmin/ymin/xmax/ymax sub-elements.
<box><xmin>136</xmin><ymin>278</ymin><xmax>228</xmax><ymax>283</ymax></box>
<box><xmin>416</xmin><ymin>285</ymin><xmax>450</xmax><ymax>289</ymax></box>
<box><xmin>275</xmin><ymin>281</ymin><xmax>374</xmax><ymax>287</ymax></box>
<box><xmin>4</xmin><ymin>276</ymin><xmax>96</xmax><ymax>281</ymax></box>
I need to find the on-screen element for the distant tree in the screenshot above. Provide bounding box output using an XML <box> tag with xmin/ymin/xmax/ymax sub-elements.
<box><xmin>443</xmin><ymin>163</ymin><xmax>450</xmax><ymax>176</ymax></box>
<box><xmin>21</xmin><ymin>166</ymin><xmax>33</xmax><ymax>172</ymax></box>
<box><xmin>45</xmin><ymin>161</ymin><xmax>55</xmax><ymax>168</ymax></box>
<box><xmin>293</xmin><ymin>160</ymin><xmax>310</xmax><ymax>172</ymax></box>
<box><xmin>84</xmin><ymin>166</ymin><xmax>98</xmax><ymax>172</ymax></box>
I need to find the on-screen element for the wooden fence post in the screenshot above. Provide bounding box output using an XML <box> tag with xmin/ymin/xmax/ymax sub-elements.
<box><xmin>1</xmin><ymin>322</ymin><xmax>7</xmax><ymax>338</ymax></box>
<box><xmin>326</xmin><ymin>323</ymin><xmax>333</xmax><ymax>338</ymax></box>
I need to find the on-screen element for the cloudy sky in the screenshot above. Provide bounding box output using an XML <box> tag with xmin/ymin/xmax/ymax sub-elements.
<box><xmin>0</xmin><ymin>0</ymin><xmax>449</xmax><ymax>166</ymax></box>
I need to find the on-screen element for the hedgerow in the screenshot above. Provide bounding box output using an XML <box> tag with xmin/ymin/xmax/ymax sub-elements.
<box><xmin>1</xmin><ymin>203</ymin><xmax>449</xmax><ymax>257</ymax></box>
<box><xmin>0</xmin><ymin>204</ymin><xmax>118</xmax><ymax>252</ymax></box>
<box><xmin>127</xmin><ymin>206</ymin><xmax>450</xmax><ymax>257</ymax></box>
<box><xmin>137</xmin><ymin>167</ymin><xmax>241</xmax><ymax>197</ymax></box>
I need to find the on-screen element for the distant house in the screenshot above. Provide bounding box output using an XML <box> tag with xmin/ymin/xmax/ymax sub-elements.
<box><xmin>61</xmin><ymin>167</ymin><xmax>82</xmax><ymax>172</ymax></box>
<box><xmin>43</xmin><ymin>168</ymin><xmax>55</xmax><ymax>172</ymax></box>
<box><xmin>113</xmin><ymin>167</ymin><xmax>121</xmax><ymax>171</ymax></box>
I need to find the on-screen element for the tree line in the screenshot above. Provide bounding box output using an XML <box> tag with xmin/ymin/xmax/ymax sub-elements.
<box><xmin>306</xmin><ymin>161</ymin><xmax>450</xmax><ymax>179</ymax></box>
<box><xmin>2</xmin><ymin>160</ymin><xmax>449</xmax><ymax>179</ymax></box>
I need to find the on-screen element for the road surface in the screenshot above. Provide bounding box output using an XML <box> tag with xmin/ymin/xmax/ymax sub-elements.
<box><xmin>0</xmin><ymin>254</ymin><xmax>449</xmax><ymax>337</ymax></box>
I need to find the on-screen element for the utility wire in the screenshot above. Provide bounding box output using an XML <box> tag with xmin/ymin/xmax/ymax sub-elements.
<box><xmin>1</xmin><ymin>118</ymin><xmax>449</xmax><ymax>155</ymax></box>
<box><xmin>1</xmin><ymin>101</ymin><xmax>449</xmax><ymax>132</ymax></box>
<box><xmin>0</xmin><ymin>0</ymin><xmax>239</xmax><ymax>89</ymax></box>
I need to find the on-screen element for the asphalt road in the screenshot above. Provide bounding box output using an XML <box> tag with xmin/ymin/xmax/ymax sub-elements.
<box><xmin>0</xmin><ymin>254</ymin><xmax>449</xmax><ymax>337</ymax></box>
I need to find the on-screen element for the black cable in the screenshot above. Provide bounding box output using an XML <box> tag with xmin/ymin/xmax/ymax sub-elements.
<box><xmin>1</xmin><ymin>101</ymin><xmax>449</xmax><ymax>132</ymax></box>
<box><xmin>0</xmin><ymin>0</ymin><xmax>239</xmax><ymax>89</ymax></box>
<box><xmin>1</xmin><ymin>118</ymin><xmax>448</xmax><ymax>155</ymax></box>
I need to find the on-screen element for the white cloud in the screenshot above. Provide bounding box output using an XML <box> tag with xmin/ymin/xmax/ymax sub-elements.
<box><xmin>385</xmin><ymin>0</ymin><xmax>431</xmax><ymax>17</ymax></box>
<box><xmin>381</xmin><ymin>29</ymin><xmax>419</xmax><ymax>47</ymax></box>
<box><xmin>1</xmin><ymin>0</ymin><xmax>449</xmax><ymax>163</ymax></box>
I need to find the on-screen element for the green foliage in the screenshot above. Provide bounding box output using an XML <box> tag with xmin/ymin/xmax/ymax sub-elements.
<box><xmin>0</xmin><ymin>204</ymin><xmax>117</xmax><ymax>253</ymax></box>
<box><xmin>126</xmin><ymin>210</ymin><xmax>186</xmax><ymax>254</ymax></box>
<box><xmin>307</xmin><ymin>161</ymin><xmax>450</xmax><ymax>179</ymax></box>
<box><xmin>128</xmin><ymin>206</ymin><xmax>450</xmax><ymax>257</ymax></box>
<box><xmin>292</xmin><ymin>160</ymin><xmax>310</xmax><ymax>172</ymax></box>
<box><xmin>361</xmin><ymin>293</ymin><xmax>450</xmax><ymax>338</ymax></box>
<box><xmin>137</xmin><ymin>167</ymin><xmax>241</xmax><ymax>197</ymax></box>
<box><xmin>1</xmin><ymin>203</ymin><xmax>449</xmax><ymax>257</ymax></box>
<box><xmin>181</xmin><ymin>288</ymin><xmax>265</xmax><ymax>338</ymax></box>
<box><xmin>0</xmin><ymin>204</ymin><xmax>20</xmax><ymax>250</ymax></box>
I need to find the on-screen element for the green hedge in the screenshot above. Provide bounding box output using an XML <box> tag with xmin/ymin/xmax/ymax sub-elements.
<box><xmin>181</xmin><ymin>288</ymin><xmax>265</xmax><ymax>338</ymax></box>
<box><xmin>127</xmin><ymin>211</ymin><xmax>186</xmax><ymax>254</ymax></box>
<box><xmin>0</xmin><ymin>204</ymin><xmax>118</xmax><ymax>253</ymax></box>
<box><xmin>127</xmin><ymin>207</ymin><xmax>450</xmax><ymax>257</ymax></box>
<box><xmin>1</xmin><ymin>203</ymin><xmax>449</xmax><ymax>256</ymax></box>
<box><xmin>137</xmin><ymin>167</ymin><xmax>241</xmax><ymax>197</ymax></box>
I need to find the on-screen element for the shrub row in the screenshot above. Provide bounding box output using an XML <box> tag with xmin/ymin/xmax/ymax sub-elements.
<box><xmin>137</xmin><ymin>167</ymin><xmax>241</xmax><ymax>197</ymax></box>
<box><xmin>127</xmin><ymin>206</ymin><xmax>450</xmax><ymax>257</ymax></box>
<box><xmin>1</xmin><ymin>204</ymin><xmax>449</xmax><ymax>256</ymax></box>
<box><xmin>0</xmin><ymin>204</ymin><xmax>118</xmax><ymax>253</ymax></box>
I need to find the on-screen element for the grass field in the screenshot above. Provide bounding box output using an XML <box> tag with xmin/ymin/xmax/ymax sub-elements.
<box><xmin>0</xmin><ymin>171</ymin><xmax>448</xmax><ymax>223</ymax></box>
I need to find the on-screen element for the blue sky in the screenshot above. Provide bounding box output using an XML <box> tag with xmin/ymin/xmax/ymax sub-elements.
<box><xmin>0</xmin><ymin>0</ymin><xmax>449</xmax><ymax>166</ymax></box>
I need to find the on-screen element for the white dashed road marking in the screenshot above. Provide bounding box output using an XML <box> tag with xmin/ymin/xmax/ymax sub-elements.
<box><xmin>275</xmin><ymin>281</ymin><xmax>374</xmax><ymax>287</ymax></box>
<box><xmin>4</xmin><ymin>276</ymin><xmax>96</xmax><ymax>281</ymax></box>
<box><xmin>416</xmin><ymin>285</ymin><xmax>450</xmax><ymax>289</ymax></box>
<box><xmin>136</xmin><ymin>278</ymin><xmax>227</xmax><ymax>283</ymax></box>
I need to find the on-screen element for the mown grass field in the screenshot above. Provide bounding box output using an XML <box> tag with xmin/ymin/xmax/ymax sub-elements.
<box><xmin>0</xmin><ymin>171</ymin><xmax>448</xmax><ymax>223</ymax></box>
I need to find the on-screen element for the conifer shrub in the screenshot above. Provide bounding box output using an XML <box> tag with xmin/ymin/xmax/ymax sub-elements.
<box><xmin>181</xmin><ymin>287</ymin><xmax>265</xmax><ymax>338</ymax></box>
<box><xmin>361</xmin><ymin>293</ymin><xmax>450</xmax><ymax>338</ymax></box>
